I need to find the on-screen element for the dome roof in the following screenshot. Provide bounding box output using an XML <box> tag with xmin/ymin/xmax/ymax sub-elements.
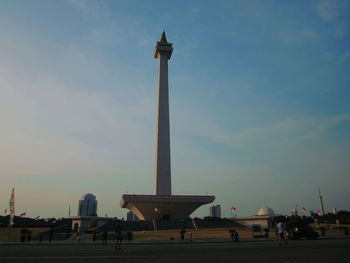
<box><xmin>257</xmin><ymin>206</ymin><xmax>275</xmax><ymax>216</ymax></box>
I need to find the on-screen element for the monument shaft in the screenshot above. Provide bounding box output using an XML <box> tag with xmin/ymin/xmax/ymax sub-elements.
<box><xmin>120</xmin><ymin>32</ymin><xmax>215</xmax><ymax>221</ymax></box>
<box><xmin>154</xmin><ymin>33</ymin><xmax>173</xmax><ymax>195</ymax></box>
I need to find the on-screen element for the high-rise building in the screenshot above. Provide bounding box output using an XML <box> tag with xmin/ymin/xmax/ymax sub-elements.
<box><xmin>78</xmin><ymin>193</ymin><xmax>97</xmax><ymax>216</ymax></box>
<box><xmin>209</xmin><ymin>204</ymin><xmax>221</xmax><ymax>218</ymax></box>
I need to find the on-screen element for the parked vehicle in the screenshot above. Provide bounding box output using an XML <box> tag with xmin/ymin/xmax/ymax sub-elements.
<box><xmin>286</xmin><ymin>224</ymin><xmax>319</xmax><ymax>240</ymax></box>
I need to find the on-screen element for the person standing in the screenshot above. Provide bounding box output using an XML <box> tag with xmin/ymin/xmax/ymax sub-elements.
<box><xmin>277</xmin><ymin>220</ymin><xmax>288</xmax><ymax>246</ymax></box>
<box><xmin>115</xmin><ymin>220</ymin><xmax>122</xmax><ymax>250</ymax></box>
<box><xmin>102</xmin><ymin>229</ymin><xmax>108</xmax><ymax>245</ymax></box>
<box><xmin>49</xmin><ymin>227</ymin><xmax>54</xmax><ymax>243</ymax></box>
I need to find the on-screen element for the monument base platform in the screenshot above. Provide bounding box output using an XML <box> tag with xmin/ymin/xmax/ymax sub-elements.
<box><xmin>120</xmin><ymin>194</ymin><xmax>215</xmax><ymax>221</ymax></box>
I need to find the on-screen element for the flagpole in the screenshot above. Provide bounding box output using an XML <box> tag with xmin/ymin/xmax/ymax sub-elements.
<box><xmin>9</xmin><ymin>187</ymin><xmax>15</xmax><ymax>226</ymax></box>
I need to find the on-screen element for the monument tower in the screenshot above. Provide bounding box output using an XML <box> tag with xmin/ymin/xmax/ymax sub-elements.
<box><xmin>318</xmin><ymin>188</ymin><xmax>325</xmax><ymax>216</ymax></box>
<box><xmin>154</xmin><ymin>32</ymin><xmax>173</xmax><ymax>195</ymax></box>
<box><xmin>120</xmin><ymin>32</ymin><xmax>215</xmax><ymax>221</ymax></box>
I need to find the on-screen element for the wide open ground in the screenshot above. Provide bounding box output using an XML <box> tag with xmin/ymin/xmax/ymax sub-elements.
<box><xmin>0</xmin><ymin>238</ymin><xmax>349</xmax><ymax>263</ymax></box>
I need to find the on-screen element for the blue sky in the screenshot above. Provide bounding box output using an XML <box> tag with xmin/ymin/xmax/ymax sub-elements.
<box><xmin>0</xmin><ymin>0</ymin><xmax>349</xmax><ymax>219</ymax></box>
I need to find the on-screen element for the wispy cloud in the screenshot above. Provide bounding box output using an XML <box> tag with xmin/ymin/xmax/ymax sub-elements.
<box><xmin>192</xmin><ymin>8</ymin><xmax>200</xmax><ymax>14</ymax></box>
<box><xmin>315</xmin><ymin>0</ymin><xmax>343</xmax><ymax>22</ymax></box>
<box><xmin>183</xmin><ymin>113</ymin><xmax>350</xmax><ymax>152</ymax></box>
<box><xmin>67</xmin><ymin>0</ymin><xmax>102</xmax><ymax>18</ymax></box>
<box><xmin>301</xmin><ymin>28</ymin><xmax>319</xmax><ymax>39</ymax></box>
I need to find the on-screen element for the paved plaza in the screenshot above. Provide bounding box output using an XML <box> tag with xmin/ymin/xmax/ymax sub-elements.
<box><xmin>0</xmin><ymin>237</ymin><xmax>349</xmax><ymax>263</ymax></box>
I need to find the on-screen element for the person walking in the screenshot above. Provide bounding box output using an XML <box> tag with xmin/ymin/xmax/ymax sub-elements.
<box><xmin>188</xmin><ymin>230</ymin><xmax>192</xmax><ymax>242</ymax></box>
<box><xmin>233</xmin><ymin>230</ymin><xmax>240</xmax><ymax>242</ymax></box>
<box><xmin>77</xmin><ymin>230</ymin><xmax>81</xmax><ymax>244</ymax></box>
<box><xmin>102</xmin><ymin>229</ymin><xmax>108</xmax><ymax>245</ymax></box>
<box><xmin>277</xmin><ymin>220</ymin><xmax>288</xmax><ymax>246</ymax></box>
<box><xmin>115</xmin><ymin>220</ymin><xmax>122</xmax><ymax>250</ymax></box>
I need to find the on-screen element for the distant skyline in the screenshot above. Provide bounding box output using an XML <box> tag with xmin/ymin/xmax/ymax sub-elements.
<box><xmin>0</xmin><ymin>0</ymin><xmax>349</xmax><ymax>219</ymax></box>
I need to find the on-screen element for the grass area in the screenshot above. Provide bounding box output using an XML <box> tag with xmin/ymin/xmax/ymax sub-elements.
<box><xmin>132</xmin><ymin>227</ymin><xmax>253</xmax><ymax>241</ymax></box>
<box><xmin>0</xmin><ymin>228</ymin><xmax>49</xmax><ymax>242</ymax></box>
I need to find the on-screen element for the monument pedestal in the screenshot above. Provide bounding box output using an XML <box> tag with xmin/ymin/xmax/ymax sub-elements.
<box><xmin>120</xmin><ymin>194</ymin><xmax>215</xmax><ymax>221</ymax></box>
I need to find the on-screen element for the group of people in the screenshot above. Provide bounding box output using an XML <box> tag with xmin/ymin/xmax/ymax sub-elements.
<box><xmin>74</xmin><ymin>219</ymin><xmax>290</xmax><ymax>247</ymax></box>
<box><xmin>75</xmin><ymin>220</ymin><xmax>123</xmax><ymax>249</ymax></box>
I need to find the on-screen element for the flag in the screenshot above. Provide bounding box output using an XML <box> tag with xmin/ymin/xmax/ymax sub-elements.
<box><xmin>192</xmin><ymin>218</ymin><xmax>198</xmax><ymax>230</ymax></box>
<box><xmin>4</xmin><ymin>209</ymin><xmax>7</xmax><ymax>215</ymax></box>
<box><xmin>301</xmin><ymin>207</ymin><xmax>307</xmax><ymax>212</ymax></box>
<box><xmin>317</xmin><ymin>210</ymin><xmax>322</xmax><ymax>216</ymax></box>
<box><xmin>19</xmin><ymin>212</ymin><xmax>26</xmax><ymax>217</ymax></box>
<box><xmin>230</xmin><ymin>206</ymin><xmax>237</xmax><ymax>211</ymax></box>
<box><xmin>34</xmin><ymin>216</ymin><xmax>40</xmax><ymax>220</ymax></box>
<box><xmin>9</xmin><ymin>188</ymin><xmax>15</xmax><ymax>225</ymax></box>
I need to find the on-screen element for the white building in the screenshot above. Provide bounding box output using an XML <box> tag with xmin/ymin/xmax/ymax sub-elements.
<box><xmin>78</xmin><ymin>193</ymin><xmax>97</xmax><ymax>216</ymax></box>
<box><xmin>233</xmin><ymin>206</ymin><xmax>280</xmax><ymax>228</ymax></box>
<box><xmin>209</xmin><ymin>204</ymin><xmax>221</xmax><ymax>218</ymax></box>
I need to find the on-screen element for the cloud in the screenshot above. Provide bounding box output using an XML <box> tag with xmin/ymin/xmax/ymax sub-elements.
<box><xmin>67</xmin><ymin>0</ymin><xmax>102</xmax><ymax>18</ymax></box>
<box><xmin>334</xmin><ymin>22</ymin><xmax>348</xmax><ymax>38</ymax></box>
<box><xmin>301</xmin><ymin>28</ymin><xmax>319</xmax><ymax>39</ymax></box>
<box><xmin>192</xmin><ymin>8</ymin><xmax>200</xmax><ymax>14</ymax></box>
<box><xmin>315</xmin><ymin>0</ymin><xmax>343</xmax><ymax>22</ymax></box>
<box><xmin>342</xmin><ymin>50</ymin><xmax>350</xmax><ymax>59</ymax></box>
<box><xmin>180</xmin><ymin>112</ymin><xmax>350</xmax><ymax>153</ymax></box>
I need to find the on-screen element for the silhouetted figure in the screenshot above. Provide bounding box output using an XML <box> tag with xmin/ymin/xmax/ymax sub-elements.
<box><xmin>188</xmin><ymin>230</ymin><xmax>192</xmax><ymax>241</ymax></box>
<box><xmin>20</xmin><ymin>229</ymin><xmax>26</xmax><ymax>242</ymax></box>
<box><xmin>234</xmin><ymin>231</ymin><xmax>240</xmax><ymax>242</ymax></box>
<box><xmin>27</xmin><ymin>231</ymin><xmax>32</xmax><ymax>242</ymax></box>
<box><xmin>229</xmin><ymin>229</ymin><xmax>240</xmax><ymax>242</ymax></box>
<box><xmin>115</xmin><ymin>220</ymin><xmax>122</xmax><ymax>250</ymax></box>
<box><xmin>77</xmin><ymin>230</ymin><xmax>81</xmax><ymax>244</ymax></box>
<box><xmin>49</xmin><ymin>227</ymin><xmax>54</xmax><ymax>243</ymax></box>
<box><xmin>179</xmin><ymin>229</ymin><xmax>186</xmax><ymax>240</ymax></box>
<box><xmin>66</xmin><ymin>226</ymin><xmax>71</xmax><ymax>239</ymax></box>
<box><xmin>38</xmin><ymin>232</ymin><xmax>43</xmax><ymax>243</ymax></box>
<box><xmin>277</xmin><ymin>220</ymin><xmax>288</xmax><ymax>246</ymax></box>
<box><xmin>102</xmin><ymin>229</ymin><xmax>108</xmax><ymax>245</ymax></box>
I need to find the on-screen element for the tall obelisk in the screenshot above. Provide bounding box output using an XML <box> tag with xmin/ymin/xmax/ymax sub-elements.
<box><xmin>318</xmin><ymin>188</ymin><xmax>325</xmax><ymax>216</ymax></box>
<box><xmin>154</xmin><ymin>32</ymin><xmax>173</xmax><ymax>195</ymax></box>
<box><xmin>120</xmin><ymin>33</ymin><xmax>215</xmax><ymax>221</ymax></box>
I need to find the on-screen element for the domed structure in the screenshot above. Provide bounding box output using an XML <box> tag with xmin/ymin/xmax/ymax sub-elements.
<box><xmin>257</xmin><ymin>206</ymin><xmax>275</xmax><ymax>216</ymax></box>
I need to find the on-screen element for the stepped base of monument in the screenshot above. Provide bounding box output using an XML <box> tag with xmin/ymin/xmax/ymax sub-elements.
<box><xmin>120</xmin><ymin>194</ymin><xmax>215</xmax><ymax>221</ymax></box>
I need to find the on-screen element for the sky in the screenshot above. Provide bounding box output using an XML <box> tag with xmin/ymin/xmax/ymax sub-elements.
<box><xmin>0</xmin><ymin>0</ymin><xmax>349</xmax><ymax>219</ymax></box>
